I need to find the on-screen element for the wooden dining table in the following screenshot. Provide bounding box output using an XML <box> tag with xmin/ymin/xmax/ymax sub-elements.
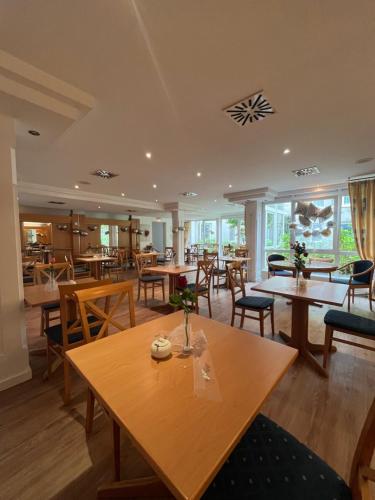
<box><xmin>145</xmin><ymin>264</ymin><xmax>197</xmax><ymax>295</ymax></box>
<box><xmin>252</xmin><ymin>276</ymin><xmax>349</xmax><ymax>376</ymax></box>
<box><xmin>76</xmin><ymin>256</ymin><xmax>117</xmax><ymax>280</ymax></box>
<box><xmin>67</xmin><ymin>311</ymin><xmax>297</xmax><ymax>499</ymax></box>
<box><xmin>24</xmin><ymin>277</ymin><xmax>96</xmax><ymax>307</ymax></box>
<box><xmin>270</xmin><ymin>259</ymin><xmax>338</xmax><ymax>278</ymax></box>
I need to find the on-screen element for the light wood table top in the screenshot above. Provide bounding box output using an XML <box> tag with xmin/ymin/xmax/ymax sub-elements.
<box><xmin>67</xmin><ymin>311</ymin><xmax>297</xmax><ymax>499</ymax></box>
<box><xmin>270</xmin><ymin>259</ymin><xmax>337</xmax><ymax>274</ymax></box>
<box><xmin>252</xmin><ymin>276</ymin><xmax>348</xmax><ymax>306</ymax></box>
<box><xmin>24</xmin><ymin>278</ymin><xmax>96</xmax><ymax>307</ymax></box>
<box><xmin>220</xmin><ymin>256</ymin><xmax>252</xmax><ymax>263</ymax></box>
<box><xmin>145</xmin><ymin>264</ymin><xmax>197</xmax><ymax>276</ymax></box>
<box><xmin>76</xmin><ymin>256</ymin><xmax>117</xmax><ymax>263</ymax></box>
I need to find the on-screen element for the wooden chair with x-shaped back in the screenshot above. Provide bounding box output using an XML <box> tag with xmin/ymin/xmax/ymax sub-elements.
<box><xmin>74</xmin><ymin>281</ymin><xmax>136</xmax><ymax>433</ymax></box>
<box><xmin>177</xmin><ymin>259</ymin><xmax>215</xmax><ymax>317</ymax></box>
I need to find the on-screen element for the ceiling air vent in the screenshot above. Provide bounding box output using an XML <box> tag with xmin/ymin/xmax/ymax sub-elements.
<box><xmin>91</xmin><ymin>169</ymin><xmax>119</xmax><ymax>179</ymax></box>
<box><xmin>224</xmin><ymin>91</ymin><xmax>275</xmax><ymax>127</ymax></box>
<box><xmin>180</xmin><ymin>192</ymin><xmax>198</xmax><ymax>197</ymax></box>
<box><xmin>48</xmin><ymin>201</ymin><xmax>66</xmax><ymax>205</ymax></box>
<box><xmin>293</xmin><ymin>166</ymin><xmax>321</xmax><ymax>177</ymax></box>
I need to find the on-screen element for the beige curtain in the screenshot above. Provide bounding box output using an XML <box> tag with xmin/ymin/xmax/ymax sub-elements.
<box><xmin>348</xmin><ymin>179</ymin><xmax>375</xmax><ymax>260</ymax></box>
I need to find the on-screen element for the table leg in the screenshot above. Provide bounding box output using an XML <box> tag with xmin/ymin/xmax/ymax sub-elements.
<box><xmin>169</xmin><ymin>274</ymin><xmax>176</xmax><ymax>295</ymax></box>
<box><xmin>279</xmin><ymin>299</ymin><xmax>329</xmax><ymax>376</ymax></box>
<box><xmin>113</xmin><ymin>419</ymin><xmax>121</xmax><ymax>481</ymax></box>
<box><xmin>97</xmin><ymin>476</ymin><xmax>172</xmax><ymax>498</ymax></box>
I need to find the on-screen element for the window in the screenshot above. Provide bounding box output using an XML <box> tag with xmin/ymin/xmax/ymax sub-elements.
<box><xmin>264</xmin><ymin>203</ymin><xmax>291</xmax><ymax>250</ymax></box>
<box><xmin>100</xmin><ymin>225</ymin><xmax>110</xmax><ymax>246</ymax></box>
<box><xmin>339</xmin><ymin>195</ymin><xmax>359</xmax><ymax>269</ymax></box>
<box><xmin>221</xmin><ymin>218</ymin><xmax>245</xmax><ymax>247</ymax></box>
<box><xmin>190</xmin><ymin>220</ymin><xmax>217</xmax><ymax>245</ymax></box>
<box><xmin>101</xmin><ymin>225</ymin><xmax>119</xmax><ymax>247</ymax></box>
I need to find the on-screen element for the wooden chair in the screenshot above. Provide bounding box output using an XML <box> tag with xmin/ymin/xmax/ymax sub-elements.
<box><xmin>44</xmin><ymin>280</ymin><xmax>112</xmax><ymax>404</ymax></box>
<box><xmin>203</xmin><ymin>398</ymin><xmax>375</xmax><ymax>500</ymax></box>
<box><xmin>177</xmin><ymin>259</ymin><xmax>214</xmax><ymax>317</ymax></box>
<box><xmin>329</xmin><ymin>260</ymin><xmax>374</xmax><ymax>311</ymax></box>
<box><xmin>22</xmin><ymin>260</ymin><xmax>36</xmax><ymax>286</ymax></box>
<box><xmin>235</xmin><ymin>247</ymin><xmax>249</xmax><ymax>281</ymax></box>
<box><xmin>227</xmin><ymin>262</ymin><xmax>274</xmax><ymax>337</ymax></box>
<box><xmin>103</xmin><ymin>250</ymin><xmax>125</xmax><ymax>281</ymax></box>
<box><xmin>36</xmin><ymin>262</ymin><xmax>72</xmax><ymax>337</ymax></box>
<box><xmin>74</xmin><ymin>281</ymin><xmax>136</xmax><ymax>433</ymax></box>
<box><xmin>134</xmin><ymin>253</ymin><xmax>165</xmax><ymax>306</ymax></box>
<box><xmin>65</xmin><ymin>252</ymin><xmax>91</xmax><ymax>280</ymax></box>
<box><xmin>165</xmin><ymin>247</ymin><xmax>176</xmax><ymax>263</ymax></box>
<box><xmin>267</xmin><ymin>253</ymin><xmax>294</xmax><ymax>278</ymax></box>
<box><xmin>323</xmin><ymin>310</ymin><xmax>375</xmax><ymax>370</ymax></box>
<box><xmin>204</xmin><ymin>251</ymin><xmax>226</xmax><ymax>293</ymax></box>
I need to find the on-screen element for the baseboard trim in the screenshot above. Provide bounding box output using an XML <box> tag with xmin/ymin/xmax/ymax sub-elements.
<box><xmin>0</xmin><ymin>366</ymin><xmax>32</xmax><ymax>392</ymax></box>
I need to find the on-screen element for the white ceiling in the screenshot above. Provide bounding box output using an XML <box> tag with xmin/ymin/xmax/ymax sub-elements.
<box><xmin>1</xmin><ymin>0</ymin><xmax>375</xmax><ymax>213</ymax></box>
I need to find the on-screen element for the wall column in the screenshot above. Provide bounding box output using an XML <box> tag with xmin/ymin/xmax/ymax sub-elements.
<box><xmin>244</xmin><ymin>200</ymin><xmax>263</xmax><ymax>282</ymax></box>
<box><xmin>0</xmin><ymin>114</ymin><xmax>31</xmax><ymax>391</ymax></box>
<box><xmin>172</xmin><ymin>210</ymin><xmax>185</xmax><ymax>264</ymax></box>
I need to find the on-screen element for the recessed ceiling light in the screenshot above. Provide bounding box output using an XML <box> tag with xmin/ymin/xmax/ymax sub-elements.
<box><xmin>98</xmin><ymin>205</ymin><xmax>101</xmax><ymax>209</ymax></box>
<box><xmin>292</xmin><ymin>166</ymin><xmax>320</xmax><ymax>177</ymax></box>
<box><xmin>153</xmin><ymin>184</ymin><xmax>157</xmax><ymax>189</ymax></box>
<box><xmin>196</xmin><ymin>172</ymin><xmax>202</xmax><ymax>177</ymax></box>
<box><xmin>146</xmin><ymin>152</ymin><xmax>152</xmax><ymax>159</ymax></box>
<box><xmin>228</xmin><ymin>184</ymin><xmax>232</xmax><ymax>188</ymax></box>
<box><xmin>28</xmin><ymin>130</ymin><xmax>40</xmax><ymax>136</ymax></box>
<box><xmin>121</xmin><ymin>192</ymin><xmax>125</xmax><ymax>197</ymax></box>
<box><xmin>155</xmin><ymin>199</ymin><xmax>158</xmax><ymax>203</ymax></box>
<box><xmin>214</xmin><ymin>199</ymin><xmax>217</xmax><ymax>202</ymax></box>
<box><xmin>283</xmin><ymin>148</ymin><xmax>291</xmax><ymax>155</ymax></box>
<box><xmin>74</xmin><ymin>184</ymin><xmax>79</xmax><ymax>189</ymax></box>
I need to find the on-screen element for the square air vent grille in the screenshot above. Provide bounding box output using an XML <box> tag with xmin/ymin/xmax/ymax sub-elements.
<box><xmin>224</xmin><ymin>91</ymin><xmax>275</xmax><ymax>126</ymax></box>
<box><xmin>91</xmin><ymin>169</ymin><xmax>118</xmax><ymax>179</ymax></box>
<box><xmin>293</xmin><ymin>166</ymin><xmax>321</xmax><ymax>177</ymax></box>
<box><xmin>48</xmin><ymin>201</ymin><xmax>66</xmax><ymax>205</ymax></box>
<box><xmin>180</xmin><ymin>192</ymin><xmax>198</xmax><ymax>197</ymax></box>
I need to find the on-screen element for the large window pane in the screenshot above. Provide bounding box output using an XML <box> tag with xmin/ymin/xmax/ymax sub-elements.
<box><xmin>100</xmin><ymin>225</ymin><xmax>109</xmax><ymax>246</ymax></box>
<box><xmin>190</xmin><ymin>220</ymin><xmax>217</xmax><ymax>245</ymax></box>
<box><xmin>221</xmin><ymin>218</ymin><xmax>244</xmax><ymax>247</ymax></box>
<box><xmin>340</xmin><ymin>196</ymin><xmax>357</xmax><ymax>252</ymax></box>
<box><xmin>264</xmin><ymin>203</ymin><xmax>291</xmax><ymax>250</ymax></box>
<box><xmin>293</xmin><ymin>198</ymin><xmax>334</xmax><ymax>250</ymax></box>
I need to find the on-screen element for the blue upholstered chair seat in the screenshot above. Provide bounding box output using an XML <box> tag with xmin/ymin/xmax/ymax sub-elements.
<box><xmin>273</xmin><ymin>270</ymin><xmax>294</xmax><ymax>277</ymax></box>
<box><xmin>176</xmin><ymin>283</ymin><xmax>208</xmax><ymax>293</ymax></box>
<box><xmin>235</xmin><ymin>296</ymin><xmax>274</xmax><ymax>309</ymax></box>
<box><xmin>330</xmin><ymin>276</ymin><xmax>367</xmax><ymax>286</ymax></box>
<box><xmin>324</xmin><ymin>310</ymin><xmax>375</xmax><ymax>336</ymax></box>
<box><xmin>45</xmin><ymin>316</ymin><xmax>101</xmax><ymax>345</ymax></box>
<box><xmin>140</xmin><ymin>275</ymin><xmax>164</xmax><ymax>282</ymax></box>
<box><xmin>202</xmin><ymin>414</ymin><xmax>351</xmax><ymax>500</ymax></box>
<box><xmin>42</xmin><ymin>301</ymin><xmax>60</xmax><ymax>311</ymax></box>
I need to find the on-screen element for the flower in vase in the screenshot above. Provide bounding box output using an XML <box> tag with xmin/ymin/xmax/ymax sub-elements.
<box><xmin>169</xmin><ymin>288</ymin><xmax>197</xmax><ymax>351</ymax></box>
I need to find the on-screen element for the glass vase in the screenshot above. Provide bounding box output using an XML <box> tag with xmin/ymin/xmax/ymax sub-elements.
<box><xmin>183</xmin><ymin>311</ymin><xmax>192</xmax><ymax>353</ymax></box>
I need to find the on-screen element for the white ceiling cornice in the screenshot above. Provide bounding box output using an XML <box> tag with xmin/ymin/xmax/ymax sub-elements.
<box><xmin>224</xmin><ymin>187</ymin><xmax>277</xmax><ymax>203</ymax></box>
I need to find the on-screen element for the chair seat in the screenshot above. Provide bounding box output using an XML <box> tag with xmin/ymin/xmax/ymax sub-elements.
<box><xmin>45</xmin><ymin>316</ymin><xmax>101</xmax><ymax>345</ymax></box>
<box><xmin>74</xmin><ymin>266</ymin><xmax>89</xmax><ymax>273</ymax></box>
<box><xmin>140</xmin><ymin>275</ymin><xmax>165</xmax><ymax>282</ymax></box>
<box><xmin>176</xmin><ymin>283</ymin><xmax>208</xmax><ymax>293</ymax></box>
<box><xmin>23</xmin><ymin>275</ymin><xmax>34</xmax><ymax>284</ymax></box>
<box><xmin>236</xmin><ymin>296</ymin><xmax>274</xmax><ymax>309</ymax></box>
<box><xmin>330</xmin><ymin>276</ymin><xmax>368</xmax><ymax>286</ymax></box>
<box><xmin>213</xmin><ymin>268</ymin><xmax>227</xmax><ymax>275</ymax></box>
<box><xmin>273</xmin><ymin>270</ymin><xmax>294</xmax><ymax>277</ymax></box>
<box><xmin>202</xmin><ymin>414</ymin><xmax>351</xmax><ymax>500</ymax></box>
<box><xmin>42</xmin><ymin>301</ymin><xmax>60</xmax><ymax>311</ymax></box>
<box><xmin>324</xmin><ymin>310</ymin><xmax>375</xmax><ymax>337</ymax></box>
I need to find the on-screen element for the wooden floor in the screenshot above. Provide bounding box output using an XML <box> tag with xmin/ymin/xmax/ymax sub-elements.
<box><xmin>0</xmin><ymin>272</ymin><xmax>374</xmax><ymax>500</ymax></box>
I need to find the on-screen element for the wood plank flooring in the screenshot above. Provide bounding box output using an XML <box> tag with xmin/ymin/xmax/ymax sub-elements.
<box><xmin>0</xmin><ymin>273</ymin><xmax>374</xmax><ymax>499</ymax></box>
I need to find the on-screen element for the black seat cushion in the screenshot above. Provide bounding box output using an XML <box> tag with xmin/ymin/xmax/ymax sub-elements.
<box><xmin>42</xmin><ymin>301</ymin><xmax>60</xmax><ymax>311</ymax></box>
<box><xmin>330</xmin><ymin>276</ymin><xmax>368</xmax><ymax>286</ymax></box>
<box><xmin>74</xmin><ymin>266</ymin><xmax>89</xmax><ymax>273</ymax></box>
<box><xmin>140</xmin><ymin>275</ymin><xmax>165</xmax><ymax>282</ymax></box>
<box><xmin>23</xmin><ymin>275</ymin><xmax>34</xmax><ymax>284</ymax></box>
<box><xmin>213</xmin><ymin>268</ymin><xmax>227</xmax><ymax>275</ymax></box>
<box><xmin>45</xmin><ymin>316</ymin><xmax>102</xmax><ymax>345</ymax></box>
<box><xmin>236</xmin><ymin>296</ymin><xmax>274</xmax><ymax>309</ymax></box>
<box><xmin>324</xmin><ymin>310</ymin><xmax>375</xmax><ymax>337</ymax></box>
<box><xmin>176</xmin><ymin>283</ymin><xmax>208</xmax><ymax>293</ymax></box>
<box><xmin>273</xmin><ymin>270</ymin><xmax>294</xmax><ymax>277</ymax></box>
<box><xmin>203</xmin><ymin>414</ymin><xmax>351</xmax><ymax>500</ymax></box>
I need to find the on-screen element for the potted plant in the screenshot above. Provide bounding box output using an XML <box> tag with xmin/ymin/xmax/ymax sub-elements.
<box><xmin>290</xmin><ymin>241</ymin><xmax>309</xmax><ymax>286</ymax></box>
<box><xmin>169</xmin><ymin>288</ymin><xmax>197</xmax><ymax>353</ymax></box>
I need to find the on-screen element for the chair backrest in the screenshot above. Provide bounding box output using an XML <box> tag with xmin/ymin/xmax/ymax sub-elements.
<box><xmin>223</xmin><ymin>245</ymin><xmax>233</xmax><ymax>256</ymax></box>
<box><xmin>74</xmin><ymin>281</ymin><xmax>135</xmax><ymax>343</ymax></box>
<box><xmin>35</xmin><ymin>262</ymin><xmax>71</xmax><ymax>284</ymax></box>
<box><xmin>267</xmin><ymin>253</ymin><xmax>286</xmax><ymax>272</ymax></box>
<box><xmin>165</xmin><ymin>247</ymin><xmax>176</xmax><ymax>261</ymax></box>
<box><xmin>58</xmin><ymin>280</ymin><xmax>112</xmax><ymax>350</ymax></box>
<box><xmin>352</xmin><ymin>260</ymin><xmax>375</xmax><ymax>284</ymax></box>
<box><xmin>227</xmin><ymin>262</ymin><xmax>245</xmax><ymax>303</ymax></box>
<box><xmin>235</xmin><ymin>248</ymin><xmax>248</xmax><ymax>258</ymax></box>
<box><xmin>134</xmin><ymin>253</ymin><xmax>157</xmax><ymax>277</ymax></box>
<box><xmin>349</xmin><ymin>397</ymin><xmax>375</xmax><ymax>499</ymax></box>
<box><xmin>195</xmin><ymin>259</ymin><xmax>215</xmax><ymax>290</ymax></box>
<box><xmin>203</xmin><ymin>250</ymin><xmax>219</xmax><ymax>269</ymax></box>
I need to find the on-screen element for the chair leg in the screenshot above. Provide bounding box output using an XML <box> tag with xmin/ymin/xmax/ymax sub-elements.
<box><xmin>40</xmin><ymin>308</ymin><xmax>45</xmax><ymax>337</ymax></box>
<box><xmin>352</xmin><ymin>288</ymin><xmax>355</xmax><ymax>304</ymax></box>
<box><xmin>195</xmin><ymin>297</ymin><xmax>199</xmax><ymax>315</ymax></box>
<box><xmin>270</xmin><ymin>304</ymin><xmax>275</xmax><ymax>337</ymax></box>
<box><xmin>348</xmin><ymin>289</ymin><xmax>351</xmax><ymax>312</ymax></box>
<box><xmin>86</xmin><ymin>387</ymin><xmax>95</xmax><ymax>435</ymax></box>
<box><xmin>369</xmin><ymin>286</ymin><xmax>373</xmax><ymax>311</ymax></box>
<box><xmin>137</xmin><ymin>282</ymin><xmax>140</xmax><ymax>301</ymax></box>
<box><xmin>208</xmin><ymin>294</ymin><xmax>212</xmax><ymax>318</ymax></box>
<box><xmin>63</xmin><ymin>358</ymin><xmax>71</xmax><ymax>405</ymax></box>
<box><xmin>259</xmin><ymin>310</ymin><xmax>264</xmax><ymax>337</ymax></box>
<box><xmin>144</xmin><ymin>284</ymin><xmax>148</xmax><ymax>306</ymax></box>
<box><xmin>152</xmin><ymin>282</ymin><xmax>155</xmax><ymax>300</ymax></box>
<box><xmin>323</xmin><ymin>325</ymin><xmax>333</xmax><ymax>369</ymax></box>
<box><xmin>162</xmin><ymin>280</ymin><xmax>165</xmax><ymax>302</ymax></box>
<box><xmin>240</xmin><ymin>309</ymin><xmax>245</xmax><ymax>328</ymax></box>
